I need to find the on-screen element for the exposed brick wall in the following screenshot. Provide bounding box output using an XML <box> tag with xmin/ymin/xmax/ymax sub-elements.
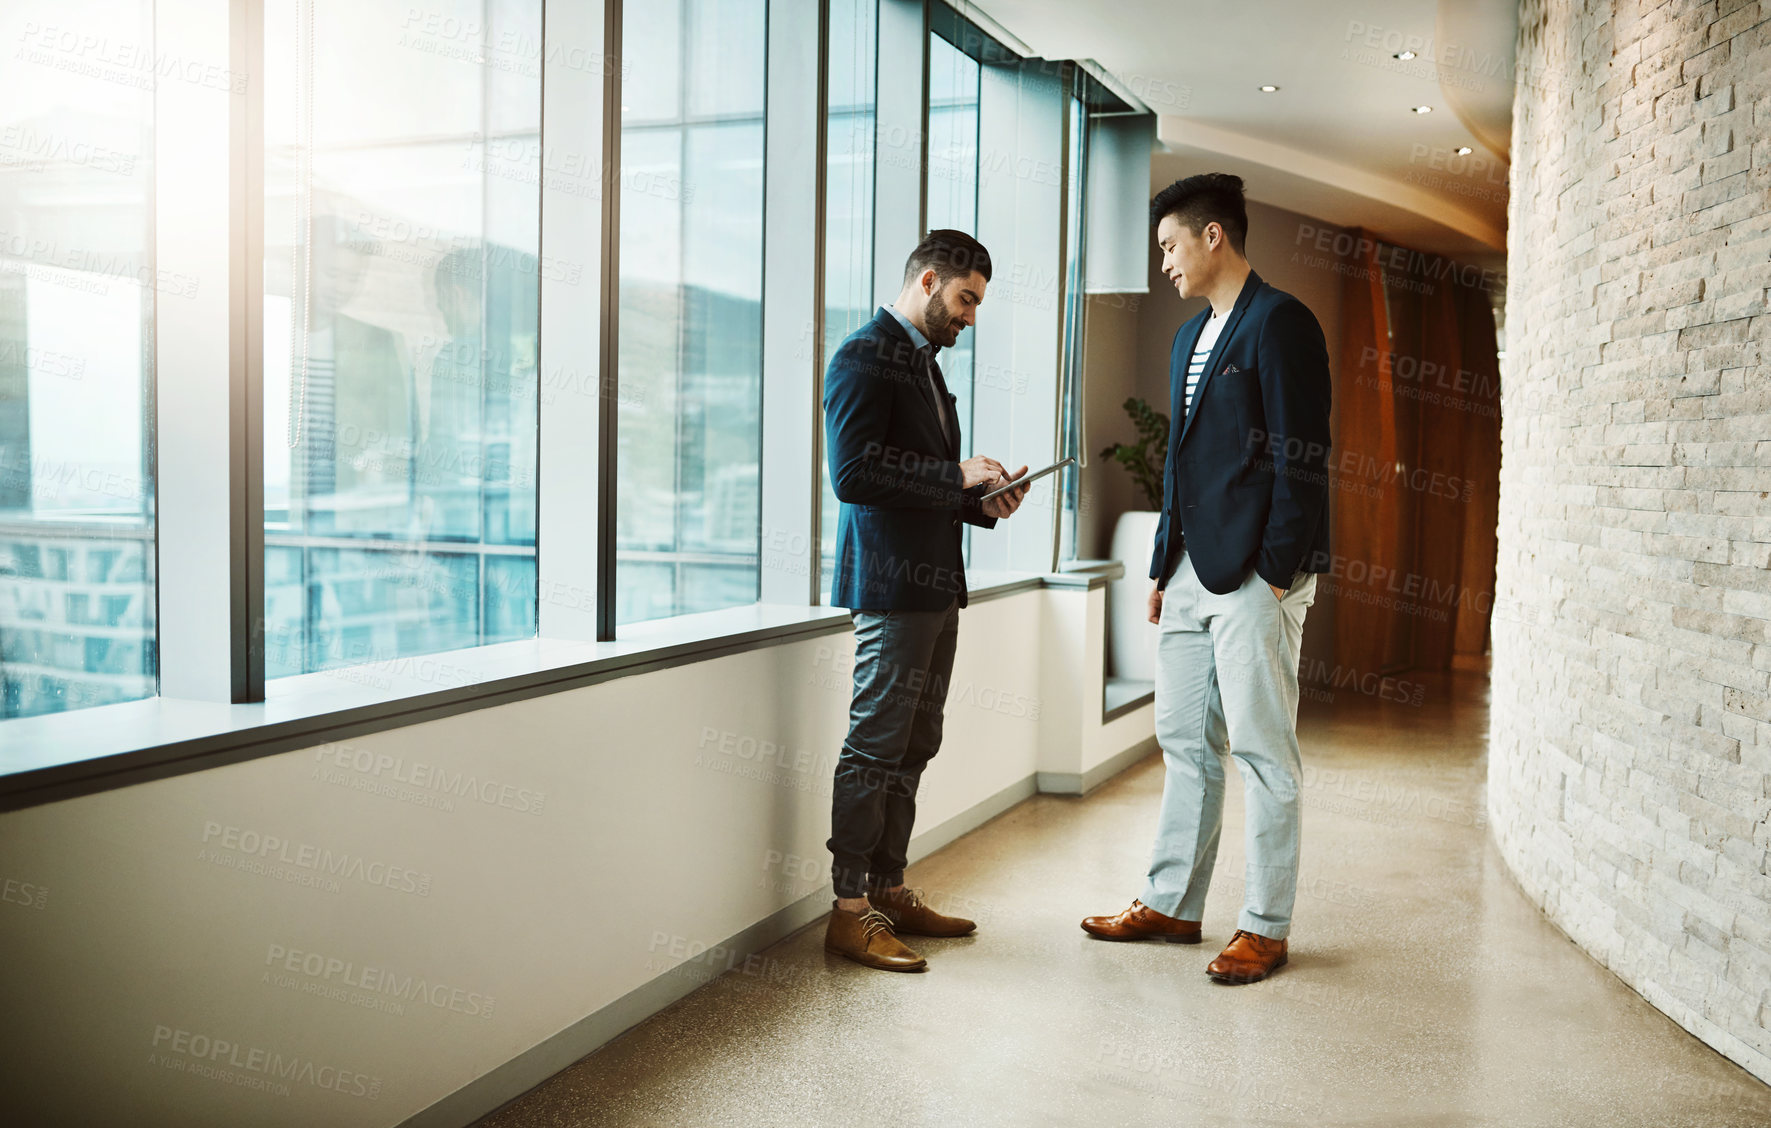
<box><xmin>1491</xmin><ymin>0</ymin><xmax>1771</xmax><ymax>1083</ymax></box>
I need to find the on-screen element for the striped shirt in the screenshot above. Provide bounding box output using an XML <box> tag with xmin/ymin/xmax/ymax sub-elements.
<box><xmin>1183</xmin><ymin>309</ymin><xmax>1228</xmax><ymax>418</ymax></box>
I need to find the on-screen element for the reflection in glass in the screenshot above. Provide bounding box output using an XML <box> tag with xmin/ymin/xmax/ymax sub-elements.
<box><xmin>264</xmin><ymin>0</ymin><xmax>541</xmax><ymax>677</ymax></box>
<box><xmin>1058</xmin><ymin>95</ymin><xmax>1089</xmax><ymax>563</ymax></box>
<box><xmin>0</xmin><ymin>0</ymin><xmax>156</xmax><ymax>719</ymax></box>
<box><xmin>820</xmin><ymin>0</ymin><xmax>878</xmax><ymax>600</ymax></box>
<box><xmin>926</xmin><ymin>31</ymin><xmax>981</xmax><ymax>443</ymax></box>
<box><xmin>927</xmin><ymin>30</ymin><xmax>981</xmax><ymax>563</ymax></box>
<box><xmin>618</xmin><ymin>0</ymin><xmax>766</xmax><ymax>626</ymax></box>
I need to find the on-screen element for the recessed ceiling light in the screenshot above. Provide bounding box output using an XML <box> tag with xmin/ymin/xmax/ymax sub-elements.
<box><xmin>1455</xmin><ymin>145</ymin><xmax>1473</xmax><ymax>155</ymax></box>
<box><xmin>1394</xmin><ymin>50</ymin><xmax>1416</xmax><ymax>60</ymax></box>
<box><xmin>1412</xmin><ymin>105</ymin><xmax>1433</xmax><ymax>114</ymax></box>
<box><xmin>1259</xmin><ymin>84</ymin><xmax>1279</xmax><ymax>92</ymax></box>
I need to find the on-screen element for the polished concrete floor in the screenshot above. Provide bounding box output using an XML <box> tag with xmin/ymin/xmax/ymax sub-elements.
<box><xmin>478</xmin><ymin>671</ymin><xmax>1771</xmax><ymax>1127</ymax></box>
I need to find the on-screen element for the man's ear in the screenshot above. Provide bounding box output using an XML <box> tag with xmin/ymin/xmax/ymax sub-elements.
<box><xmin>920</xmin><ymin>267</ymin><xmax>938</xmax><ymax>296</ymax></box>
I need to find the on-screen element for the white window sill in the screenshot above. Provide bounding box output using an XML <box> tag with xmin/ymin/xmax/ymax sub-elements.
<box><xmin>0</xmin><ymin>568</ymin><xmax>1120</xmax><ymax>809</ymax></box>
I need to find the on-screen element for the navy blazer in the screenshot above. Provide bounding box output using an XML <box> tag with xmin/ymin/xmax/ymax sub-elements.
<box><xmin>1149</xmin><ymin>269</ymin><xmax>1333</xmax><ymax>596</ymax></box>
<box><xmin>825</xmin><ymin>308</ymin><xmax>996</xmax><ymax>610</ymax></box>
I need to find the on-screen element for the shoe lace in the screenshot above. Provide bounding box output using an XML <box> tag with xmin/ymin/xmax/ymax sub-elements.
<box><xmin>871</xmin><ymin>886</ymin><xmax>926</xmax><ymax>913</ymax></box>
<box><xmin>857</xmin><ymin>908</ymin><xmax>896</xmax><ymax>943</ymax></box>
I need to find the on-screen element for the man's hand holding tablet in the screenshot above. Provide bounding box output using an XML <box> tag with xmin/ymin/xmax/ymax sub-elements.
<box><xmin>978</xmin><ymin>456</ymin><xmax>1074</xmax><ymax>518</ymax></box>
<box><xmin>977</xmin><ymin>456</ymin><xmax>1069</xmax><ymax>506</ymax></box>
<box><xmin>980</xmin><ymin>464</ymin><xmax>1030</xmax><ymax>519</ymax></box>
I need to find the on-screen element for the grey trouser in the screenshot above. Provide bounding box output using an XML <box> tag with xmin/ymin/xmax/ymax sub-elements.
<box><xmin>827</xmin><ymin>598</ymin><xmax>960</xmax><ymax>898</ymax></box>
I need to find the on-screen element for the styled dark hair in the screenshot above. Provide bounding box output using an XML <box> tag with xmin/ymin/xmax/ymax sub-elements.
<box><xmin>1149</xmin><ymin>173</ymin><xmax>1248</xmax><ymax>255</ymax></box>
<box><xmin>903</xmin><ymin>228</ymin><xmax>993</xmax><ymax>287</ymax></box>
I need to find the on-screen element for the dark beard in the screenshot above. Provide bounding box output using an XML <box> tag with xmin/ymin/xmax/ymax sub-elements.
<box><xmin>924</xmin><ymin>289</ymin><xmax>962</xmax><ymax>347</ymax></box>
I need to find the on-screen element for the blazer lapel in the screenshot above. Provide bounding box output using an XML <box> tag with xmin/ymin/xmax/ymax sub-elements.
<box><xmin>1170</xmin><ymin>314</ymin><xmax>1207</xmax><ymax>437</ymax></box>
<box><xmin>1164</xmin><ymin>314</ymin><xmax>1206</xmax><ymax>479</ymax></box>
<box><xmin>881</xmin><ymin>308</ymin><xmax>963</xmax><ymax>453</ymax></box>
<box><xmin>1177</xmin><ymin>269</ymin><xmax>1263</xmax><ymax>449</ymax></box>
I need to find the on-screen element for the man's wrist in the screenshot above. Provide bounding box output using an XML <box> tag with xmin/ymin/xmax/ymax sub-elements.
<box><xmin>1255</xmin><ymin>560</ymin><xmax>1294</xmax><ymax>591</ymax></box>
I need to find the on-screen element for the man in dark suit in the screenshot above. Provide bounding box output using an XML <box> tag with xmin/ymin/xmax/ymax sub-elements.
<box><xmin>1081</xmin><ymin>173</ymin><xmax>1332</xmax><ymax>983</ymax></box>
<box><xmin>821</xmin><ymin>229</ymin><xmax>1030</xmax><ymax>972</ymax></box>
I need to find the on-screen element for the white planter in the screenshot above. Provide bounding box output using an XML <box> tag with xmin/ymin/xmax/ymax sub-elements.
<box><xmin>1107</xmin><ymin>509</ymin><xmax>1162</xmax><ymax>682</ymax></box>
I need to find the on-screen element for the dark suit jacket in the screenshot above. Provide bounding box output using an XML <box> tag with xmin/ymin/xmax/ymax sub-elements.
<box><xmin>825</xmin><ymin>308</ymin><xmax>996</xmax><ymax>610</ymax></box>
<box><xmin>1150</xmin><ymin>269</ymin><xmax>1333</xmax><ymax>595</ymax></box>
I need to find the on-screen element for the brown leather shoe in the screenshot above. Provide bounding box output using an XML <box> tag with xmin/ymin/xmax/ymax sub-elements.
<box><xmin>824</xmin><ymin>905</ymin><xmax>927</xmax><ymax>972</ymax></box>
<box><xmin>1206</xmin><ymin>928</ymin><xmax>1288</xmax><ymax>983</ymax></box>
<box><xmin>1080</xmin><ymin>899</ymin><xmax>1202</xmax><ymax>943</ymax></box>
<box><xmin>867</xmin><ymin>886</ymin><xmax>976</xmax><ymax>937</ymax></box>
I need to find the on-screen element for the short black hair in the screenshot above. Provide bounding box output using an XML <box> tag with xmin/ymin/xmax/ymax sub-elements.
<box><xmin>1149</xmin><ymin>173</ymin><xmax>1248</xmax><ymax>255</ymax></box>
<box><xmin>903</xmin><ymin>229</ymin><xmax>992</xmax><ymax>287</ymax></box>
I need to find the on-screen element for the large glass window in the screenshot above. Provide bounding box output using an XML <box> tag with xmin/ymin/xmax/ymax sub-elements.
<box><xmin>0</xmin><ymin>0</ymin><xmax>156</xmax><ymax>719</ymax></box>
<box><xmin>264</xmin><ymin>0</ymin><xmax>542</xmax><ymax>678</ymax></box>
<box><xmin>0</xmin><ymin>0</ymin><xmax>1145</xmax><ymax>764</ymax></box>
<box><xmin>820</xmin><ymin>0</ymin><xmax>879</xmax><ymax>599</ymax></box>
<box><xmin>618</xmin><ymin>0</ymin><xmax>767</xmax><ymax>627</ymax></box>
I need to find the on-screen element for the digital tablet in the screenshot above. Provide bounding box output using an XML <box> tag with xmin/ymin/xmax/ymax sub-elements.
<box><xmin>980</xmin><ymin>456</ymin><xmax>1076</xmax><ymax>502</ymax></box>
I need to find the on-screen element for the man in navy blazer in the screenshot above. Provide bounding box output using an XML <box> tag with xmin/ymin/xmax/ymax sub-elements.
<box><xmin>821</xmin><ymin>230</ymin><xmax>1030</xmax><ymax>972</ymax></box>
<box><xmin>1082</xmin><ymin>173</ymin><xmax>1333</xmax><ymax>984</ymax></box>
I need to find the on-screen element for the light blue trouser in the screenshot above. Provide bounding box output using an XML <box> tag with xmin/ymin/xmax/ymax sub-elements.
<box><xmin>1141</xmin><ymin>551</ymin><xmax>1316</xmax><ymax>940</ymax></box>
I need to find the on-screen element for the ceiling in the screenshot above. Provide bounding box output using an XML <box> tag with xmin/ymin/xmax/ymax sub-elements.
<box><xmin>970</xmin><ymin>0</ymin><xmax>1518</xmax><ymax>268</ymax></box>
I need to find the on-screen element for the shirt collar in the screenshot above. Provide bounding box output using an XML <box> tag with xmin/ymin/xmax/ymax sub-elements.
<box><xmin>881</xmin><ymin>304</ymin><xmax>932</xmax><ymax>354</ymax></box>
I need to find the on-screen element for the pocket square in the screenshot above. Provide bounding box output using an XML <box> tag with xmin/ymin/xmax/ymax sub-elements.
<box><xmin>1222</xmin><ymin>363</ymin><xmax>1241</xmax><ymax>375</ymax></box>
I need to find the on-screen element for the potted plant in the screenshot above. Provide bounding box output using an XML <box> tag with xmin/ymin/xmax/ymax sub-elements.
<box><xmin>1100</xmin><ymin>397</ymin><xmax>1169</xmax><ymax>683</ymax></box>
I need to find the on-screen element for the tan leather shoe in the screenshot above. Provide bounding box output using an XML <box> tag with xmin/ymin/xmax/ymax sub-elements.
<box><xmin>1206</xmin><ymin>928</ymin><xmax>1288</xmax><ymax>983</ymax></box>
<box><xmin>1080</xmin><ymin>899</ymin><xmax>1202</xmax><ymax>943</ymax></box>
<box><xmin>824</xmin><ymin>905</ymin><xmax>927</xmax><ymax>972</ymax></box>
<box><xmin>867</xmin><ymin>886</ymin><xmax>976</xmax><ymax>937</ymax></box>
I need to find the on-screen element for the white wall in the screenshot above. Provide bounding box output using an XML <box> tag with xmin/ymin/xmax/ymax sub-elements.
<box><xmin>0</xmin><ymin>583</ymin><xmax>1150</xmax><ymax>1127</ymax></box>
<box><xmin>1491</xmin><ymin>0</ymin><xmax>1771</xmax><ymax>1087</ymax></box>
